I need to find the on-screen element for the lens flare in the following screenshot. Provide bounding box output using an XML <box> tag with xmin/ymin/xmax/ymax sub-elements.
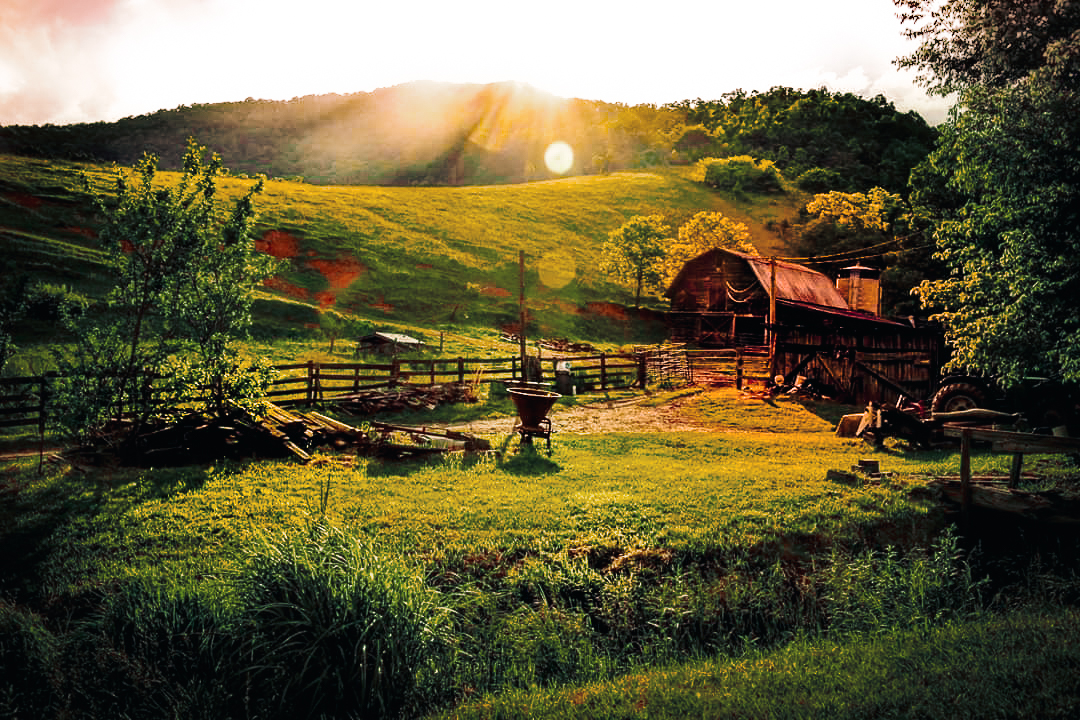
<box><xmin>538</xmin><ymin>250</ymin><xmax>577</xmax><ymax>289</ymax></box>
<box><xmin>544</xmin><ymin>141</ymin><xmax>574</xmax><ymax>175</ymax></box>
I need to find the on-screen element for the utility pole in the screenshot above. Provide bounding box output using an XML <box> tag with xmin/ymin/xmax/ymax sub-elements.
<box><xmin>519</xmin><ymin>249</ymin><xmax>527</xmax><ymax>382</ymax></box>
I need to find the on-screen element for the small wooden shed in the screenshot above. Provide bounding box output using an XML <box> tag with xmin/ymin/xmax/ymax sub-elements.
<box><xmin>357</xmin><ymin>332</ymin><xmax>425</xmax><ymax>356</ymax></box>
<box><xmin>664</xmin><ymin>248</ymin><xmax>942</xmax><ymax>404</ymax></box>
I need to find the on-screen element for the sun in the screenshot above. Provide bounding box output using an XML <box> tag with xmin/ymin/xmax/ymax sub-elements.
<box><xmin>544</xmin><ymin>141</ymin><xmax>574</xmax><ymax>174</ymax></box>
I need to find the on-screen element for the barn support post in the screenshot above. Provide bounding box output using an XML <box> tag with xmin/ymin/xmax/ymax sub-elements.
<box><xmin>768</xmin><ymin>257</ymin><xmax>778</xmax><ymax>379</ymax></box>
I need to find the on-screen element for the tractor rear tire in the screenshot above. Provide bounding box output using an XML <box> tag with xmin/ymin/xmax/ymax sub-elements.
<box><xmin>931</xmin><ymin>383</ymin><xmax>986</xmax><ymax>414</ymax></box>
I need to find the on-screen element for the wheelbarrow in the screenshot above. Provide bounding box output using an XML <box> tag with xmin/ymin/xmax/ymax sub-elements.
<box><xmin>508</xmin><ymin>386</ymin><xmax>561</xmax><ymax>454</ymax></box>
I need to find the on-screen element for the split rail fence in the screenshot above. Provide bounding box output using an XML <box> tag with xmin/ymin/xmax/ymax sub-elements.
<box><xmin>0</xmin><ymin>348</ymin><xmax>772</xmax><ymax>448</ymax></box>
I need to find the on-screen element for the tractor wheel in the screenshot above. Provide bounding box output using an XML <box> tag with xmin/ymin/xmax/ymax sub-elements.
<box><xmin>931</xmin><ymin>383</ymin><xmax>986</xmax><ymax>414</ymax></box>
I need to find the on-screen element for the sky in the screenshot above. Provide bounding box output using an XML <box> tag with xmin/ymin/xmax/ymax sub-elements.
<box><xmin>0</xmin><ymin>0</ymin><xmax>953</xmax><ymax>128</ymax></box>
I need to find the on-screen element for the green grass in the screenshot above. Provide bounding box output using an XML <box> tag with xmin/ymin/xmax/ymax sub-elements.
<box><xmin>436</xmin><ymin>609</ymin><xmax>1080</xmax><ymax>719</ymax></box>
<box><xmin>2</xmin><ymin>389</ymin><xmax>1078</xmax><ymax>718</ymax></box>
<box><xmin>1</xmin><ymin>153</ymin><xmax>793</xmax><ymax>356</ymax></box>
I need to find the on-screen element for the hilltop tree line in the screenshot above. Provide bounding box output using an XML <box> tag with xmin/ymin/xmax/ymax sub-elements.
<box><xmin>0</xmin><ymin>82</ymin><xmax>934</xmax><ymax>192</ymax></box>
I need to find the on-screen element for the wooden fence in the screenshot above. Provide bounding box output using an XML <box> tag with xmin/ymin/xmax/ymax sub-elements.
<box><xmin>638</xmin><ymin>346</ymin><xmax>772</xmax><ymax>389</ymax></box>
<box><xmin>0</xmin><ymin>353</ymin><xmax>646</xmax><ymax>437</ymax></box>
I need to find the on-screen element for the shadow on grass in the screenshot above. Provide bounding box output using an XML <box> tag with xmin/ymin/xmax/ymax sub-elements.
<box><xmin>498</xmin><ymin>446</ymin><xmax>561</xmax><ymax>476</ymax></box>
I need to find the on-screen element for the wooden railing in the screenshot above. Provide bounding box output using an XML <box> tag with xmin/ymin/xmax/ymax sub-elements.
<box><xmin>0</xmin><ymin>353</ymin><xmax>647</xmax><ymax>439</ymax></box>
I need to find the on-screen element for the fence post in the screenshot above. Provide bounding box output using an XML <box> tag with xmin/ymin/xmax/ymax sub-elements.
<box><xmin>736</xmin><ymin>348</ymin><xmax>744</xmax><ymax>390</ymax></box>
<box><xmin>511</xmin><ymin>357</ymin><xmax>517</xmax><ymax>382</ymax></box>
<box><xmin>305</xmin><ymin>361</ymin><xmax>315</xmax><ymax>405</ymax></box>
<box><xmin>637</xmin><ymin>353</ymin><xmax>647</xmax><ymax>388</ymax></box>
<box><xmin>429</xmin><ymin>360</ymin><xmax>436</xmax><ymax>386</ymax></box>
<box><xmin>391</xmin><ymin>358</ymin><xmax>401</xmax><ymax>387</ymax></box>
<box><xmin>37</xmin><ymin>374</ymin><xmax>49</xmax><ymax>473</ymax></box>
<box><xmin>457</xmin><ymin>357</ymin><xmax>465</xmax><ymax>384</ymax></box>
<box><xmin>600</xmin><ymin>353</ymin><xmax>608</xmax><ymax>391</ymax></box>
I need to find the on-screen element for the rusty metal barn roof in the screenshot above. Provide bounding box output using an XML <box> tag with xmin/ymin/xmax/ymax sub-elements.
<box><xmin>665</xmin><ymin>248</ymin><xmax>849</xmax><ymax>309</ymax></box>
<box><xmin>737</xmin><ymin>251</ymin><xmax>849</xmax><ymax>309</ymax></box>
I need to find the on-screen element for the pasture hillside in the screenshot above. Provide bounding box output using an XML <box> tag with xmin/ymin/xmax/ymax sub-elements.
<box><xmin>0</xmin><ymin>153</ymin><xmax>801</xmax><ymax>350</ymax></box>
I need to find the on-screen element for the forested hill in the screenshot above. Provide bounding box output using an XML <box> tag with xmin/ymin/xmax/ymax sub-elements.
<box><xmin>0</xmin><ymin>82</ymin><xmax>935</xmax><ymax>192</ymax></box>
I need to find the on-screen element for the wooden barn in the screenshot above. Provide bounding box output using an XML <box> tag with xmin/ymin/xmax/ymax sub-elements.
<box><xmin>665</xmin><ymin>248</ymin><xmax>942</xmax><ymax>405</ymax></box>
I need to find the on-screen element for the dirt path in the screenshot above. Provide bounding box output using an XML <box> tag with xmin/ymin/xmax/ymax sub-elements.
<box><xmin>449</xmin><ymin>391</ymin><xmax>712</xmax><ymax>435</ymax></box>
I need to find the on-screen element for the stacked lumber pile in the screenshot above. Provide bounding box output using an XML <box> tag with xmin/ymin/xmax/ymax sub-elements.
<box><xmin>327</xmin><ymin>383</ymin><xmax>477</xmax><ymax>415</ymax></box>
<box><xmin>60</xmin><ymin>401</ymin><xmax>490</xmax><ymax>467</ymax></box>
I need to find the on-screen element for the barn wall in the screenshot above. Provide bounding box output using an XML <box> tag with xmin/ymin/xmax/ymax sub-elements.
<box><xmin>774</xmin><ymin>323</ymin><xmax>941</xmax><ymax>404</ymax></box>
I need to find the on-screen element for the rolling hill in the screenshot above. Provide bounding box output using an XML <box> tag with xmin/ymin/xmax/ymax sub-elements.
<box><xmin>0</xmin><ymin>152</ymin><xmax>805</xmax><ymax>352</ymax></box>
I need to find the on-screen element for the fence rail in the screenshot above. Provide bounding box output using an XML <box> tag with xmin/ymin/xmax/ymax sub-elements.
<box><xmin>0</xmin><ymin>347</ymin><xmax>773</xmax><ymax>448</ymax></box>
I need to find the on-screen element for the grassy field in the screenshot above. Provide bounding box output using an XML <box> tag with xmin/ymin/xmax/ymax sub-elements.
<box><xmin>3</xmin><ymin>386</ymin><xmax>1078</xmax><ymax>719</ymax></box>
<box><xmin>1</xmin><ymin>153</ymin><xmax>803</xmax><ymax>361</ymax></box>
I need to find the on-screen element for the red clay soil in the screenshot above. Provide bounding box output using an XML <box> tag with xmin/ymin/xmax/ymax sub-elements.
<box><xmin>62</xmin><ymin>227</ymin><xmax>97</xmax><ymax>239</ymax></box>
<box><xmin>585</xmin><ymin>301</ymin><xmax>631</xmax><ymax>320</ymax></box>
<box><xmin>479</xmin><ymin>284</ymin><xmax>512</xmax><ymax>298</ymax></box>
<box><xmin>255</xmin><ymin>230</ymin><xmax>300</xmax><ymax>258</ymax></box>
<box><xmin>308</xmin><ymin>257</ymin><xmax>367</xmax><ymax>290</ymax></box>
<box><xmin>4</xmin><ymin>192</ymin><xmax>43</xmax><ymax>210</ymax></box>
<box><xmin>262</xmin><ymin>276</ymin><xmax>309</xmax><ymax>300</ymax></box>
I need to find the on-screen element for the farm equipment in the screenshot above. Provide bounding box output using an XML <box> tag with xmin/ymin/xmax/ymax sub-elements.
<box><xmin>508</xmin><ymin>385</ymin><xmax>561</xmax><ymax>454</ymax></box>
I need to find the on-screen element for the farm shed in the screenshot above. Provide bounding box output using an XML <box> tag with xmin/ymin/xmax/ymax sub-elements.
<box><xmin>357</xmin><ymin>331</ymin><xmax>426</xmax><ymax>356</ymax></box>
<box><xmin>664</xmin><ymin>248</ymin><xmax>942</xmax><ymax>404</ymax></box>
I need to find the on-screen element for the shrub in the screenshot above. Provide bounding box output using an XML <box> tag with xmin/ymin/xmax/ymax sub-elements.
<box><xmin>234</xmin><ymin>520</ymin><xmax>450</xmax><ymax>719</ymax></box>
<box><xmin>796</xmin><ymin>166</ymin><xmax>844</xmax><ymax>193</ymax></box>
<box><xmin>700</xmin><ymin>155</ymin><xmax>785</xmax><ymax>193</ymax></box>
<box><xmin>73</xmin><ymin>582</ymin><xmax>239</xmax><ymax>719</ymax></box>
<box><xmin>23</xmin><ymin>282</ymin><xmax>90</xmax><ymax>322</ymax></box>
<box><xmin>0</xmin><ymin>601</ymin><xmax>59</xmax><ymax>716</ymax></box>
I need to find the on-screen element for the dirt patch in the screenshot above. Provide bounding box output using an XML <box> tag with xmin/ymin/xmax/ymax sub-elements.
<box><xmin>479</xmin><ymin>284</ymin><xmax>511</xmax><ymax>298</ymax></box>
<box><xmin>450</xmin><ymin>393</ymin><xmax>711</xmax><ymax>435</ymax></box>
<box><xmin>263</xmin><ymin>276</ymin><xmax>309</xmax><ymax>300</ymax></box>
<box><xmin>4</xmin><ymin>192</ymin><xmax>43</xmax><ymax>210</ymax></box>
<box><xmin>62</xmin><ymin>227</ymin><xmax>97</xmax><ymax>239</ymax></box>
<box><xmin>308</xmin><ymin>257</ymin><xmax>366</xmax><ymax>290</ymax></box>
<box><xmin>585</xmin><ymin>302</ymin><xmax>630</xmax><ymax>320</ymax></box>
<box><xmin>256</xmin><ymin>229</ymin><xmax>300</xmax><ymax>258</ymax></box>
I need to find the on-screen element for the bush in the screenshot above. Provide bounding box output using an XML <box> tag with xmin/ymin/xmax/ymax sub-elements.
<box><xmin>795</xmin><ymin>166</ymin><xmax>844</xmax><ymax>193</ymax></box>
<box><xmin>700</xmin><ymin>155</ymin><xmax>784</xmax><ymax>193</ymax></box>
<box><xmin>0</xmin><ymin>601</ymin><xmax>59</xmax><ymax>716</ymax></box>
<box><xmin>23</xmin><ymin>282</ymin><xmax>90</xmax><ymax>322</ymax></box>
<box><xmin>234</xmin><ymin>520</ymin><xmax>450</xmax><ymax>719</ymax></box>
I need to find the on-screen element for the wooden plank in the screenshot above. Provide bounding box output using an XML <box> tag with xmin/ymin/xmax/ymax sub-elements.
<box><xmin>960</xmin><ymin>428</ymin><xmax>972</xmax><ymax>521</ymax></box>
<box><xmin>943</xmin><ymin>426</ymin><xmax>1080</xmax><ymax>454</ymax></box>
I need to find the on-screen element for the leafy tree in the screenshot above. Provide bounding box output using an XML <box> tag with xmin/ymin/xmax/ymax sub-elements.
<box><xmin>898</xmin><ymin>0</ymin><xmax>1080</xmax><ymax>384</ymax></box>
<box><xmin>602</xmin><ymin>215</ymin><xmax>671</xmax><ymax>308</ymax></box>
<box><xmin>659</xmin><ymin>212</ymin><xmax>756</xmax><ymax>288</ymax></box>
<box><xmin>55</xmin><ymin>139</ymin><xmax>276</xmax><ymax>435</ymax></box>
<box><xmin>785</xmin><ymin>188</ymin><xmax>933</xmax><ymax>316</ymax></box>
<box><xmin>0</xmin><ymin>266</ymin><xmax>29</xmax><ymax>374</ymax></box>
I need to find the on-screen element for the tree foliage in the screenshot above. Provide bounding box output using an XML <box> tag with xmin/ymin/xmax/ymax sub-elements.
<box><xmin>659</xmin><ymin>212</ymin><xmax>756</xmax><ymax>288</ymax></box>
<box><xmin>785</xmin><ymin>188</ymin><xmax>934</xmax><ymax>317</ymax></box>
<box><xmin>602</xmin><ymin>215</ymin><xmax>671</xmax><ymax>308</ymax></box>
<box><xmin>55</xmin><ymin>139</ymin><xmax>276</xmax><ymax>435</ymax></box>
<box><xmin>899</xmin><ymin>0</ymin><xmax>1080</xmax><ymax>384</ymax></box>
<box><xmin>669</xmin><ymin>87</ymin><xmax>937</xmax><ymax>193</ymax></box>
<box><xmin>700</xmin><ymin>156</ymin><xmax>784</xmax><ymax>194</ymax></box>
